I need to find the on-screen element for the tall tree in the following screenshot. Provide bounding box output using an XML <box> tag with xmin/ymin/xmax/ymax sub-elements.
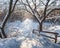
<box><xmin>19</xmin><ymin>0</ymin><xmax>60</xmax><ymax>32</ymax></box>
<box><xmin>0</xmin><ymin>0</ymin><xmax>18</xmax><ymax>38</ymax></box>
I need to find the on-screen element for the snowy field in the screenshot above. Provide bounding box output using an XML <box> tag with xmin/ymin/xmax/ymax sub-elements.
<box><xmin>0</xmin><ymin>19</ymin><xmax>60</xmax><ymax>48</ymax></box>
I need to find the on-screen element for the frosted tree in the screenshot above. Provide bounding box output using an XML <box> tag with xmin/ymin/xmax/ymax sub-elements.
<box><xmin>18</xmin><ymin>0</ymin><xmax>60</xmax><ymax>31</ymax></box>
<box><xmin>0</xmin><ymin>0</ymin><xmax>18</xmax><ymax>38</ymax></box>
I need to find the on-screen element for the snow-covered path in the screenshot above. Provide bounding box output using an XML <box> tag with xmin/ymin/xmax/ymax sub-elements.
<box><xmin>0</xmin><ymin>19</ymin><xmax>60</xmax><ymax>48</ymax></box>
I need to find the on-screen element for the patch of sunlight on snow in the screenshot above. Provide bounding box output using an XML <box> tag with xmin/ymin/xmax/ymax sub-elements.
<box><xmin>20</xmin><ymin>38</ymin><xmax>39</xmax><ymax>48</ymax></box>
<box><xmin>20</xmin><ymin>18</ymin><xmax>33</xmax><ymax>30</ymax></box>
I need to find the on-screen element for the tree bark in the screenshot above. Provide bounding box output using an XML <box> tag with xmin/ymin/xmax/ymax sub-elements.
<box><xmin>1</xmin><ymin>28</ymin><xmax>7</xmax><ymax>38</ymax></box>
<box><xmin>0</xmin><ymin>0</ymin><xmax>18</xmax><ymax>38</ymax></box>
<box><xmin>39</xmin><ymin>23</ymin><xmax>43</xmax><ymax>32</ymax></box>
<box><xmin>0</xmin><ymin>0</ymin><xmax>13</xmax><ymax>38</ymax></box>
<box><xmin>0</xmin><ymin>32</ymin><xmax>2</xmax><ymax>38</ymax></box>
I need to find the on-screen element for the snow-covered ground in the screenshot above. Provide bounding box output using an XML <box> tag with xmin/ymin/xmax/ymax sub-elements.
<box><xmin>5</xmin><ymin>19</ymin><xmax>39</xmax><ymax>37</ymax></box>
<box><xmin>46</xmin><ymin>25</ymin><xmax>60</xmax><ymax>35</ymax></box>
<box><xmin>0</xmin><ymin>19</ymin><xmax>60</xmax><ymax>48</ymax></box>
<box><xmin>0</xmin><ymin>36</ymin><xmax>60</xmax><ymax>48</ymax></box>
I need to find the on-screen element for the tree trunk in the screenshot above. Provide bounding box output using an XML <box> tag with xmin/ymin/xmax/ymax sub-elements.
<box><xmin>0</xmin><ymin>0</ymin><xmax>18</xmax><ymax>38</ymax></box>
<box><xmin>1</xmin><ymin>28</ymin><xmax>7</xmax><ymax>38</ymax></box>
<box><xmin>0</xmin><ymin>0</ymin><xmax>13</xmax><ymax>38</ymax></box>
<box><xmin>39</xmin><ymin>23</ymin><xmax>43</xmax><ymax>32</ymax></box>
<box><xmin>0</xmin><ymin>33</ymin><xmax>2</xmax><ymax>38</ymax></box>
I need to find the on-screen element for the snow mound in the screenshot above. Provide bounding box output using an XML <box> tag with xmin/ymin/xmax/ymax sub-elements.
<box><xmin>0</xmin><ymin>36</ymin><xmax>60</xmax><ymax>48</ymax></box>
<box><xmin>0</xmin><ymin>37</ymin><xmax>19</xmax><ymax>48</ymax></box>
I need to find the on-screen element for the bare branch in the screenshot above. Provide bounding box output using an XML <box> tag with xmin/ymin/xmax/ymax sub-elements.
<box><xmin>26</xmin><ymin>0</ymin><xmax>35</xmax><ymax>14</ymax></box>
<box><xmin>48</xmin><ymin>0</ymin><xmax>55</xmax><ymax>7</ymax></box>
<box><xmin>26</xmin><ymin>0</ymin><xmax>41</xmax><ymax>23</ymax></box>
<box><xmin>47</xmin><ymin>0</ymin><xmax>56</xmax><ymax>11</ymax></box>
<box><xmin>20</xmin><ymin>0</ymin><xmax>32</xmax><ymax>14</ymax></box>
<box><xmin>11</xmin><ymin>0</ymin><xmax>18</xmax><ymax>13</ymax></box>
<box><xmin>36</xmin><ymin>0</ymin><xmax>42</xmax><ymax>7</ymax></box>
<box><xmin>46</xmin><ymin>8</ymin><xmax>60</xmax><ymax>16</ymax></box>
<box><xmin>32</xmin><ymin>0</ymin><xmax>41</xmax><ymax>19</ymax></box>
<box><xmin>41</xmin><ymin>0</ymin><xmax>50</xmax><ymax>23</ymax></box>
<box><xmin>19</xmin><ymin>0</ymin><xmax>28</xmax><ymax>6</ymax></box>
<box><xmin>1</xmin><ymin>0</ymin><xmax>13</xmax><ymax>28</ymax></box>
<box><xmin>40</xmin><ymin>0</ymin><xmax>45</xmax><ymax>5</ymax></box>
